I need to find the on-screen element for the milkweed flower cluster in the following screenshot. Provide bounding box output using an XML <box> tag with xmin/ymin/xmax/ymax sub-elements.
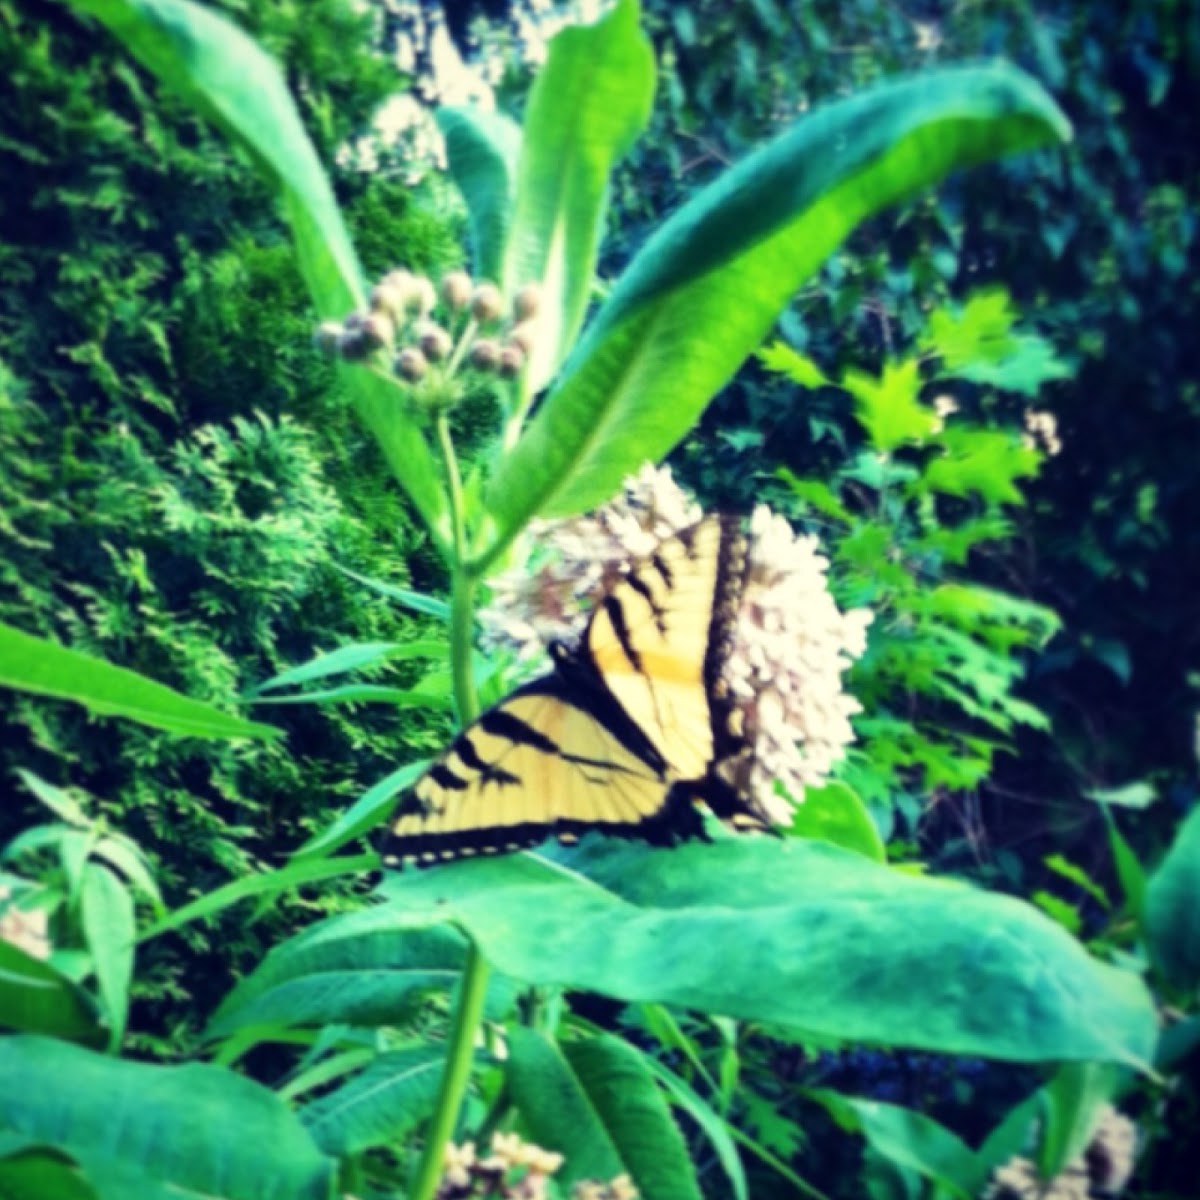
<box><xmin>481</xmin><ymin>464</ymin><xmax>871</xmax><ymax>825</ymax></box>
<box><xmin>437</xmin><ymin>1134</ymin><xmax>635</xmax><ymax>1200</ymax></box>
<box><xmin>0</xmin><ymin>884</ymin><xmax>50</xmax><ymax>961</ymax></box>
<box><xmin>983</xmin><ymin>1104</ymin><xmax>1138</xmax><ymax>1199</ymax></box>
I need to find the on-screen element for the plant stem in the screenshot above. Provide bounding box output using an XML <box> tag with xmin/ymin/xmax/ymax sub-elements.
<box><xmin>411</xmin><ymin>412</ymin><xmax>490</xmax><ymax>1200</ymax></box>
<box><xmin>409</xmin><ymin>944</ymin><xmax>492</xmax><ymax>1200</ymax></box>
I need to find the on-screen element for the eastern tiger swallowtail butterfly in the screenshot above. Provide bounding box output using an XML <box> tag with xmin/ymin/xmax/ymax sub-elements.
<box><xmin>380</xmin><ymin>514</ymin><xmax>764</xmax><ymax>867</ymax></box>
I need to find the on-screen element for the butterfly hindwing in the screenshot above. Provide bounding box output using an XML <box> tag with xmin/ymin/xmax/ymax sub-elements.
<box><xmin>381</xmin><ymin>515</ymin><xmax>747</xmax><ymax>867</ymax></box>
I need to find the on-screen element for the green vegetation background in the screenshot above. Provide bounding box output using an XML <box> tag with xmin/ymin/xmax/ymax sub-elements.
<box><xmin>1</xmin><ymin>0</ymin><xmax>1195</xmax><ymax>1104</ymax></box>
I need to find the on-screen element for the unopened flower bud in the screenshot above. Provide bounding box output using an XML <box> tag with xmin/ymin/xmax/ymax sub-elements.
<box><xmin>508</xmin><ymin>320</ymin><xmax>537</xmax><ymax>355</ymax></box>
<box><xmin>471</xmin><ymin>282</ymin><xmax>504</xmax><ymax>322</ymax></box>
<box><xmin>498</xmin><ymin>344</ymin><xmax>525</xmax><ymax>378</ymax></box>
<box><xmin>396</xmin><ymin>347</ymin><xmax>428</xmax><ymax>382</ymax></box>
<box><xmin>382</xmin><ymin>268</ymin><xmax>414</xmax><ymax>295</ymax></box>
<box><xmin>313</xmin><ymin>321</ymin><xmax>343</xmax><ymax>355</ymax></box>
<box><xmin>513</xmin><ymin>282</ymin><xmax>541</xmax><ymax>321</ymax></box>
<box><xmin>360</xmin><ymin>311</ymin><xmax>394</xmax><ymax>350</ymax></box>
<box><xmin>419</xmin><ymin>323</ymin><xmax>453</xmax><ymax>362</ymax></box>
<box><xmin>370</xmin><ymin>282</ymin><xmax>405</xmax><ymax>321</ymax></box>
<box><xmin>337</xmin><ymin>328</ymin><xmax>371</xmax><ymax>361</ymax></box>
<box><xmin>406</xmin><ymin>275</ymin><xmax>437</xmax><ymax>316</ymax></box>
<box><xmin>441</xmin><ymin>270</ymin><xmax>473</xmax><ymax>310</ymax></box>
<box><xmin>469</xmin><ymin>338</ymin><xmax>501</xmax><ymax>370</ymax></box>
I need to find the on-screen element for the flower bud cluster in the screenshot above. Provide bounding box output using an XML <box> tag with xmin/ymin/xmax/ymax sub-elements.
<box><xmin>313</xmin><ymin>267</ymin><xmax>543</xmax><ymax>392</ymax></box>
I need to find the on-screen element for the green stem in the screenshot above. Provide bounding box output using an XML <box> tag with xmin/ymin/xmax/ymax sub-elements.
<box><xmin>410</xmin><ymin>944</ymin><xmax>492</xmax><ymax>1200</ymax></box>
<box><xmin>410</xmin><ymin>412</ymin><xmax>489</xmax><ymax>1200</ymax></box>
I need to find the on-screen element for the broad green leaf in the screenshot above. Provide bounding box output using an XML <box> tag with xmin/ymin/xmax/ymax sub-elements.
<box><xmin>0</xmin><ymin>941</ymin><xmax>102</xmax><ymax>1044</ymax></box>
<box><xmin>954</xmin><ymin>334</ymin><xmax>1073</xmax><ymax>396</ymax></box>
<box><xmin>506</xmin><ymin>1029</ymin><xmax>624</xmax><ymax>1184</ymax></box>
<box><xmin>207</xmin><ymin>921</ymin><xmax>468</xmax><ymax>1038</ymax></box>
<box><xmin>809</xmin><ymin>1091</ymin><xmax>981</xmax><ymax>1199</ymax></box>
<box><xmin>251</xmin><ymin>640</ymin><xmax>444</xmax><ymax>695</ymax></box>
<box><xmin>487</xmin><ymin>64</ymin><xmax>1070</xmax><ymax>532</ymax></box>
<box><xmin>80</xmin><ymin>863</ymin><xmax>135</xmax><ymax>1049</ymax></box>
<box><xmin>0</xmin><ymin>621</ymin><xmax>279</xmax><ymax>740</ymax></box>
<box><xmin>299</xmin><ymin>1045</ymin><xmax>445</xmax><ymax>1157</ymax></box>
<box><xmin>139</xmin><ymin>853</ymin><xmax>377</xmax><ymax>942</ymax></box>
<box><xmin>290</xmin><ymin>759</ymin><xmax>431</xmax><ymax>862</ymax></box>
<box><xmin>565</xmin><ymin>1036</ymin><xmax>703</xmax><ymax>1200</ymax></box>
<box><xmin>844</xmin><ymin>361</ymin><xmax>938</xmax><ymax>452</ymax></box>
<box><xmin>375</xmin><ymin>839</ymin><xmax>1156</xmax><ymax>1066</ymax></box>
<box><xmin>922</xmin><ymin>288</ymin><xmax>1018</xmax><ymax>368</ymax></box>
<box><xmin>792</xmin><ymin>781</ymin><xmax>887</xmax><ymax>862</ymax></box>
<box><xmin>507</xmin><ymin>1030</ymin><xmax>702</xmax><ymax>1200</ymax></box>
<box><xmin>502</xmin><ymin>0</ymin><xmax>654</xmax><ymax>392</ymax></box>
<box><xmin>438</xmin><ymin>107</ymin><xmax>522</xmax><ymax>283</ymax></box>
<box><xmin>0</xmin><ymin>1036</ymin><xmax>335</xmax><ymax>1200</ymax></box>
<box><xmin>67</xmin><ymin>0</ymin><xmax>448</xmax><ymax>545</ymax></box>
<box><xmin>1144</xmin><ymin>804</ymin><xmax>1200</xmax><ymax>989</ymax></box>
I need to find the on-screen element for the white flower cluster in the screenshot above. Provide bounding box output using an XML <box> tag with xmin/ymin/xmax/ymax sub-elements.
<box><xmin>719</xmin><ymin>506</ymin><xmax>872</xmax><ymax>825</ymax></box>
<box><xmin>480</xmin><ymin>463</ymin><xmax>702</xmax><ymax>661</ymax></box>
<box><xmin>984</xmin><ymin>1104</ymin><xmax>1138</xmax><ymax>1200</ymax></box>
<box><xmin>0</xmin><ymin>884</ymin><xmax>50</xmax><ymax>961</ymax></box>
<box><xmin>481</xmin><ymin>465</ymin><xmax>870</xmax><ymax>824</ymax></box>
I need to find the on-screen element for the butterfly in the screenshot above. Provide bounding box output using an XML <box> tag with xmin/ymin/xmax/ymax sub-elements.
<box><xmin>380</xmin><ymin>514</ymin><xmax>764</xmax><ymax>867</ymax></box>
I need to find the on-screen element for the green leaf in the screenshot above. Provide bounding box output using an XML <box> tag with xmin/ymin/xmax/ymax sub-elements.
<box><xmin>809</xmin><ymin>1091</ymin><xmax>982</xmax><ymax>1199</ymax></box>
<box><xmin>250</xmin><ymin>640</ymin><xmax>444</xmax><ymax>695</ymax></box>
<box><xmin>759</xmin><ymin>343</ymin><xmax>829</xmax><ymax>389</ymax></box>
<box><xmin>1104</xmin><ymin>817</ymin><xmax>1147</xmax><ymax>921</ymax></box>
<box><xmin>507</xmin><ymin>1029</ymin><xmax>703</xmax><ymax>1200</ymax></box>
<box><xmin>1044</xmin><ymin>854</ymin><xmax>1109</xmax><ymax>909</ymax></box>
<box><xmin>791</xmin><ymin>781</ymin><xmax>886</xmax><ymax>862</ymax></box>
<box><xmin>67</xmin><ymin>0</ymin><xmax>448</xmax><ymax>547</ymax></box>
<box><xmin>0</xmin><ymin>1036</ymin><xmax>335</xmax><ymax>1200</ymax></box>
<box><xmin>639</xmin><ymin>1056</ymin><xmax>748</xmax><ymax>1200</ymax></box>
<box><xmin>488</xmin><ymin>64</ymin><xmax>1070</xmax><ymax>531</ymax></box>
<box><xmin>299</xmin><ymin>1045</ymin><xmax>445</xmax><ymax>1157</ymax></box>
<box><xmin>922</xmin><ymin>427</ymin><xmax>1041</xmax><ymax>505</ymax></box>
<box><xmin>290</xmin><ymin>760</ymin><xmax>431</xmax><ymax>862</ymax></box>
<box><xmin>0</xmin><ymin>621</ymin><xmax>280</xmax><ymax>740</ymax></box>
<box><xmin>332</xmin><ymin>565</ymin><xmax>451</xmax><ymax>620</ymax></box>
<box><xmin>206</xmin><ymin>920</ymin><xmax>468</xmax><ymax>1038</ymax></box>
<box><xmin>90</xmin><ymin>837</ymin><xmax>164</xmax><ymax>915</ymax></box>
<box><xmin>80</xmin><ymin>863</ymin><xmax>135</xmax><ymax>1049</ymax></box>
<box><xmin>1144</xmin><ymin>804</ymin><xmax>1200</xmax><ymax>989</ymax></box>
<box><xmin>1085</xmin><ymin>782</ymin><xmax>1158</xmax><ymax>810</ymax></box>
<box><xmin>922</xmin><ymin>288</ymin><xmax>1018</xmax><ymax>368</ymax></box>
<box><xmin>376</xmin><ymin>839</ymin><xmax>1156</xmax><ymax>1066</ymax></box>
<box><xmin>1035</xmin><ymin>1063</ymin><xmax>1119</xmax><ymax>1179</ymax></box>
<box><xmin>503</xmin><ymin>0</ymin><xmax>654</xmax><ymax>392</ymax></box>
<box><xmin>139</xmin><ymin>853</ymin><xmax>377</xmax><ymax>942</ymax></box>
<box><xmin>0</xmin><ymin>1147</ymin><xmax>98</xmax><ymax>1200</ymax></box>
<box><xmin>439</xmin><ymin>107</ymin><xmax>522</xmax><ymax>283</ymax></box>
<box><xmin>13</xmin><ymin>771</ymin><xmax>89</xmax><ymax>827</ymax></box>
<box><xmin>0</xmin><ymin>942</ymin><xmax>102</xmax><ymax>1044</ymax></box>
<box><xmin>844</xmin><ymin>360</ymin><xmax>938</xmax><ymax>452</ymax></box>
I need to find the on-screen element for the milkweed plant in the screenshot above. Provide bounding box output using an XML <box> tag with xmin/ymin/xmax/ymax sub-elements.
<box><xmin>0</xmin><ymin>2</ymin><xmax>1188</xmax><ymax>1200</ymax></box>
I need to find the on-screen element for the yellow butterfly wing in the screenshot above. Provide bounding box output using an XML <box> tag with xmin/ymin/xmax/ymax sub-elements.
<box><xmin>381</xmin><ymin>516</ymin><xmax>747</xmax><ymax>867</ymax></box>
<box><xmin>380</xmin><ymin>678</ymin><xmax>707</xmax><ymax>866</ymax></box>
<box><xmin>586</xmin><ymin>515</ymin><xmax>745</xmax><ymax>779</ymax></box>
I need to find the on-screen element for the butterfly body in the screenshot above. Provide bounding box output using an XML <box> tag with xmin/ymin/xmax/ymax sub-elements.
<box><xmin>381</xmin><ymin>515</ymin><xmax>755</xmax><ymax>868</ymax></box>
